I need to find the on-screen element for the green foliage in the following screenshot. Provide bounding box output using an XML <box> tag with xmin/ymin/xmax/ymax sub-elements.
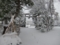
<box><xmin>0</xmin><ymin>0</ymin><xmax>34</xmax><ymax>18</ymax></box>
<box><xmin>21</xmin><ymin>0</ymin><xmax>34</xmax><ymax>6</ymax></box>
<box><xmin>0</xmin><ymin>0</ymin><xmax>16</xmax><ymax>18</ymax></box>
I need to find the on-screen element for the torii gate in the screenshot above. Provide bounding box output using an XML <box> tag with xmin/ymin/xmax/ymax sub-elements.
<box><xmin>23</xmin><ymin>13</ymin><xmax>35</xmax><ymax>28</ymax></box>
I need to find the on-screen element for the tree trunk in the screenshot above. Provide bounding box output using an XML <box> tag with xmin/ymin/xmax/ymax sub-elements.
<box><xmin>2</xmin><ymin>0</ymin><xmax>21</xmax><ymax>35</ymax></box>
<box><xmin>5</xmin><ymin>15</ymin><xmax>16</xmax><ymax>34</ymax></box>
<box><xmin>15</xmin><ymin>0</ymin><xmax>20</xmax><ymax>18</ymax></box>
<box><xmin>32</xmin><ymin>16</ymin><xmax>37</xmax><ymax>28</ymax></box>
<box><xmin>2</xmin><ymin>19</ymin><xmax>8</xmax><ymax>35</ymax></box>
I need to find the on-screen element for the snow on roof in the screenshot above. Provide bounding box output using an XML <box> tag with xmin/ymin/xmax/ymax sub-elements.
<box><xmin>22</xmin><ymin>5</ymin><xmax>31</xmax><ymax>14</ymax></box>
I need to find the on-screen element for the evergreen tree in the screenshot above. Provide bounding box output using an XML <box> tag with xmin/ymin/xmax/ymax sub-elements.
<box><xmin>0</xmin><ymin>0</ymin><xmax>34</xmax><ymax>34</ymax></box>
<box><xmin>31</xmin><ymin>0</ymin><xmax>54</xmax><ymax>32</ymax></box>
<box><xmin>31</xmin><ymin>0</ymin><xmax>46</xmax><ymax>28</ymax></box>
<box><xmin>48</xmin><ymin>0</ymin><xmax>55</xmax><ymax>16</ymax></box>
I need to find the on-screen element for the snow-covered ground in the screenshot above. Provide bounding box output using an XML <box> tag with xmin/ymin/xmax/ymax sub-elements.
<box><xmin>20</xmin><ymin>27</ymin><xmax>60</xmax><ymax>45</ymax></box>
<box><xmin>0</xmin><ymin>26</ymin><xmax>60</xmax><ymax>45</ymax></box>
<box><xmin>0</xmin><ymin>32</ymin><xmax>22</xmax><ymax>45</ymax></box>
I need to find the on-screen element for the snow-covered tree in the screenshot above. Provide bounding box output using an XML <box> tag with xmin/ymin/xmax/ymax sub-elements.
<box><xmin>31</xmin><ymin>0</ymin><xmax>46</xmax><ymax>29</ymax></box>
<box><xmin>0</xmin><ymin>0</ymin><xmax>34</xmax><ymax>45</ymax></box>
<box><xmin>0</xmin><ymin>0</ymin><xmax>34</xmax><ymax>33</ymax></box>
<box><xmin>54</xmin><ymin>12</ymin><xmax>59</xmax><ymax>25</ymax></box>
<box><xmin>48</xmin><ymin>0</ymin><xmax>55</xmax><ymax>16</ymax></box>
<box><xmin>31</xmin><ymin>0</ymin><xmax>54</xmax><ymax>32</ymax></box>
<box><xmin>54</xmin><ymin>12</ymin><xmax>59</xmax><ymax>20</ymax></box>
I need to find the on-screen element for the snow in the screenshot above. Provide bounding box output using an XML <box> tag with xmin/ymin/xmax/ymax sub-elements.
<box><xmin>0</xmin><ymin>1</ymin><xmax>60</xmax><ymax>45</ymax></box>
<box><xmin>0</xmin><ymin>32</ymin><xmax>22</xmax><ymax>45</ymax></box>
<box><xmin>26</xmin><ymin>17</ymin><xmax>35</xmax><ymax>28</ymax></box>
<box><xmin>22</xmin><ymin>6</ymin><xmax>31</xmax><ymax>14</ymax></box>
<box><xmin>26</xmin><ymin>25</ymin><xmax>35</xmax><ymax>28</ymax></box>
<box><xmin>20</xmin><ymin>27</ymin><xmax>60</xmax><ymax>45</ymax></box>
<box><xmin>0</xmin><ymin>26</ymin><xmax>60</xmax><ymax>45</ymax></box>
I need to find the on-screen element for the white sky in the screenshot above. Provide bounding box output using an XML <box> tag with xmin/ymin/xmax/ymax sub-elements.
<box><xmin>54</xmin><ymin>1</ymin><xmax>60</xmax><ymax>16</ymax></box>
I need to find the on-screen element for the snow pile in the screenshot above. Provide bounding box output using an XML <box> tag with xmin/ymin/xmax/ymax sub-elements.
<box><xmin>0</xmin><ymin>32</ymin><xmax>22</xmax><ymax>45</ymax></box>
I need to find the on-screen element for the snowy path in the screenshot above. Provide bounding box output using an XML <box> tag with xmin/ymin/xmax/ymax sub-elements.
<box><xmin>20</xmin><ymin>27</ymin><xmax>60</xmax><ymax>45</ymax></box>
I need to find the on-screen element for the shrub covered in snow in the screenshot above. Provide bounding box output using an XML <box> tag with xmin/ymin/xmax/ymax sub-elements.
<box><xmin>0</xmin><ymin>32</ymin><xmax>22</xmax><ymax>45</ymax></box>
